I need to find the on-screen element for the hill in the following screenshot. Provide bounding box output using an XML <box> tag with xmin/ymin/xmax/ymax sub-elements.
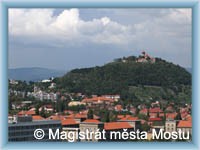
<box><xmin>54</xmin><ymin>56</ymin><xmax>191</xmax><ymax>103</ymax></box>
<box><xmin>185</xmin><ymin>68</ymin><xmax>192</xmax><ymax>74</ymax></box>
<box><xmin>8</xmin><ymin>67</ymin><xmax>66</xmax><ymax>82</ymax></box>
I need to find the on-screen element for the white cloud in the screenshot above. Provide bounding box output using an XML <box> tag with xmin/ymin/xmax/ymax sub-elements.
<box><xmin>9</xmin><ymin>8</ymin><xmax>134</xmax><ymax>45</ymax></box>
<box><xmin>9</xmin><ymin>8</ymin><xmax>191</xmax><ymax>46</ymax></box>
<box><xmin>8</xmin><ymin>8</ymin><xmax>192</xmax><ymax>69</ymax></box>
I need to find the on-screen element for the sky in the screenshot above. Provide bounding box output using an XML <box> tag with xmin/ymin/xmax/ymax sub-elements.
<box><xmin>8</xmin><ymin>8</ymin><xmax>192</xmax><ymax>71</ymax></box>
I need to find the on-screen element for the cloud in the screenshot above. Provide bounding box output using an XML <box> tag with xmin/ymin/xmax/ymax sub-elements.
<box><xmin>8</xmin><ymin>8</ymin><xmax>192</xmax><ymax>69</ymax></box>
<box><xmin>9</xmin><ymin>8</ymin><xmax>191</xmax><ymax>45</ymax></box>
<box><xmin>9</xmin><ymin>9</ymin><xmax>134</xmax><ymax>46</ymax></box>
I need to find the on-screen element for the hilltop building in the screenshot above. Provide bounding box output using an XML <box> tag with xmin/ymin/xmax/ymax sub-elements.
<box><xmin>136</xmin><ymin>51</ymin><xmax>156</xmax><ymax>63</ymax></box>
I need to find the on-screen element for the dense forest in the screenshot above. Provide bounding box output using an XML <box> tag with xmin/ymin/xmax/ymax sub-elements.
<box><xmin>53</xmin><ymin>56</ymin><xmax>191</xmax><ymax>103</ymax></box>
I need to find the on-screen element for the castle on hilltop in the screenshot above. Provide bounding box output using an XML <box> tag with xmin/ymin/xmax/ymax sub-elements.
<box><xmin>136</xmin><ymin>51</ymin><xmax>156</xmax><ymax>63</ymax></box>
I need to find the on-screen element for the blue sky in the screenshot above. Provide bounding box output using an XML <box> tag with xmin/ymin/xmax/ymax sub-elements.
<box><xmin>8</xmin><ymin>8</ymin><xmax>191</xmax><ymax>71</ymax></box>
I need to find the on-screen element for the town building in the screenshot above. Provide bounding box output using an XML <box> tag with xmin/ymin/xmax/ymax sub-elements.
<box><xmin>61</xmin><ymin>119</ymin><xmax>79</xmax><ymax>142</ymax></box>
<box><xmin>81</xmin><ymin>96</ymin><xmax>115</xmax><ymax>109</ymax></box>
<box><xmin>8</xmin><ymin>116</ymin><xmax>61</xmax><ymax>141</ymax></box>
<box><xmin>177</xmin><ymin>120</ymin><xmax>192</xmax><ymax>135</ymax></box>
<box><xmin>118</xmin><ymin>116</ymin><xmax>141</xmax><ymax>130</ymax></box>
<box><xmin>165</xmin><ymin>120</ymin><xmax>177</xmax><ymax>133</ymax></box>
<box><xmin>136</xmin><ymin>51</ymin><xmax>156</xmax><ymax>63</ymax></box>
<box><xmin>79</xmin><ymin>119</ymin><xmax>104</xmax><ymax>142</ymax></box>
<box><xmin>104</xmin><ymin>122</ymin><xmax>134</xmax><ymax>141</ymax></box>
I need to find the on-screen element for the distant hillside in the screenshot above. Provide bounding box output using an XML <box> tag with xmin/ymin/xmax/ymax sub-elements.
<box><xmin>8</xmin><ymin>67</ymin><xmax>66</xmax><ymax>82</ymax></box>
<box><xmin>54</xmin><ymin>56</ymin><xmax>191</xmax><ymax>103</ymax></box>
<box><xmin>185</xmin><ymin>68</ymin><xmax>192</xmax><ymax>74</ymax></box>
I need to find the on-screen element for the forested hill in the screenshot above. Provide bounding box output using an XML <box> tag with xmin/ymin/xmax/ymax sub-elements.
<box><xmin>54</xmin><ymin>56</ymin><xmax>191</xmax><ymax>98</ymax></box>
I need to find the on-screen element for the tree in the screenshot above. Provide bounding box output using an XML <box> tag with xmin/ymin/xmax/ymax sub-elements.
<box><xmin>156</xmin><ymin>112</ymin><xmax>159</xmax><ymax>118</ymax></box>
<box><xmin>141</xmin><ymin>122</ymin><xmax>151</xmax><ymax>132</ymax></box>
<box><xmin>35</xmin><ymin>105</ymin><xmax>40</xmax><ymax>115</ymax></box>
<box><xmin>175</xmin><ymin>111</ymin><xmax>182</xmax><ymax>120</ymax></box>
<box><xmin>147</xmin><ymin>109</ymin><xmax>150</xmax><ymax>118</ymax></box>
<box><xmin>87</xmin><ymin>109</ymin><xmax>94</xmax><ymax>119</ymax></box>
<box><xmin>137</xmin><ymin>114</ymin><xmax>148</xmax><ymax>121</ymax></box>
<box><xmin>40</xmin><ymin>107</ymin><xmax>46</xmax><ymax>118</ymax></box>
<box><xmin>163</xmin><ymin>112</ymin><xmax>166</xmax><ymax>121</ymax></box>
<box><xmin>9</xmin><ymin>99</ymin><xmax>12</xmax><ymax>111</ymax></box>
<box><xmin>104</xmin><ymin>111</ymin><xmax>110</xmax><ymax>122</ymax></box>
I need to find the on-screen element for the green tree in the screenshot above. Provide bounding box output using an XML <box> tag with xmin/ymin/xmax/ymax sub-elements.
<box><xmin>141</xmin><ymin>122</ymin><xmax>151</xmax><ymax>132</ymax></box>
<box><xmin>87</xmin><ymin>109</ymin><xmax>94</xmax><ymax>119</ymax></box>
<box><xmin>40</xmin><ymin>107</ymin><xmax>46</xmax><ymax>118</ymax></box>
<box><xmin>175</xmin><ymin>111</ymin><xmax>182</xmax><ymax>120</ymax></box>
<box><xmin>137</xmin><ymin>114</ymin><xmax>148</xmax><ymax>121</ymax></box>
<box><xmin>104</xmin><ymin>111</ymin><xmax>110</xmax><ymax>122</ymax></box>
<box><xmin>35</xmin><ymin>105</ymin><xmax>40</xmax><ymax>115</ymax></box>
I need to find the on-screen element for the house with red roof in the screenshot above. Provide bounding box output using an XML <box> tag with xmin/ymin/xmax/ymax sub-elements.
<box><xmin>114</xmin><ymin>104</ymin><xmax>122</xmax><ymax>112</ymax></box>
<box><xmin>66</xmin><ymin>112</ymin><xmax>99</xmax><ymax>123</ymax></box>
<box><xmin>177</xmin><ymin>120</ymin><xmax>192</xmax><ymax>135</ymax></box>
<box><xmin>79</xmin><ymin>119</ymin><xmax>104</xmax><ymax>142</ymax></box>
<box><xmin>61</xmin><ymin>118</ymin><xmax>79</xmax><ymax>127</ymax></box>
<box><xmin>47</xmin><ymin>115</ymin><xmax>66</xmax><ymax>121</ymax></box>
<box><xmin>101</xmin><ymin>94</ymin><xmax>120</xmax><ymax>101</ymax></box>
<box><xmin>117</xmin><ymin>114</ymin><xmax>132</xmax><ymax>119</ymax></box>
<box><xmin>149</xmin><ymin>107</ymin><xmax>163</xmax><ymax>113</ymax></box>
<box><xmin>117</xmin><ymin>116</ymin><xmax>141</xmax><ymax>131</ymax></box>
<box><xmin>81</xmin><ymin>96</ymin><xmax>115</xmax><ymax>110</ymax></box>
<box><xmin>32</xmin><ymin>115</ymin><xmax>45</xmax><ymax>121</ymax></box>
<box><xmin>104</xmin><ymin>122</ymin><xmax>133</xmax><ymax>130</ymax></box>
<box><xmin>149</xmin><ymin>117</ymin><xmax>162</xmax><ymax>122</ymax></box>
<box><xmin>139</xmin><ymin>108</ymin><xmax>148</xmax><ymax>115</ymax></box>
<box><xmin>104</xmin><ymin>122</ymin><xmax>134</xmax><ymax>141</ymax></box>
<box><xmin>61</xmin><ymin>118</ymin><xmax>80</xmax><ymax>142</ymax></box>
<box><xmin>166</xmin><ymin>113</ymin><xmax>177</xmax><ymax>120</ymax></box>
<box><xmin>17</xmin><ymin>110</ymin><xmax>36</xmax><ymax>116</ymax></box>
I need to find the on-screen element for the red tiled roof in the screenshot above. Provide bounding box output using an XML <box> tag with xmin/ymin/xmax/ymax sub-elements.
<box><xmin>177</xmin><ymin>120</ymin><xmax>192</xmax><ymax>128</ymax></box>
<box><xmin>117</xmin><ymin>115</ymin><xmax>131</xmax><ymax>119</ymax></box>
<box><xmin>149</xmin><ymin>118</ymin><xmax>162</xmax><ymax>121</ymax></box>
<box><xmin>166</xmin><ymin>113</ymin><xmax>177</xmax><ymax>119</ymax></box>
<box><xmin>66</xmin><ymin>113</ymin><xmax>87</xmax><ymax>119</ymax></box>
<box><xmin>75</xmin><ymin>114</ymin><xmax>87</xmax><ymax>119</ymax></box>
<box><xmin>149</xmin><ymin>108</ymin><xmax>163</xmax><ymax>113</ymax></box>
<box><xmin>115</xmin><ymin>105</ymin><xmax>122</xmax><ymax>111</ymax></box>
<box><xmin>139</xmin><ymin>108</ymin><xmax>148</xmax><ymax>114</ymax></box>
<box><xmin>26</xmin><ymin>110</ymin><xmax>36</xmax><ymax>115</ymax></box>
<box><xmin>104</xmin><ymin>122</ymin><xmax>133</xmax><ymax>130</ymax></box>
<box><xmin>18</xmin><ymin>110</ymin><xmax>26</xmax><ymax>115</ymax></box>
<box><xmin>83</xmin><ymin>119</ymin><xmax>100</xmax><ymax>123</ymax></box>
<box><xmin>32</xmin><ymin>115</ymin><xmax>45</xmax><ymax>120</ymax></box>
<box><xmin>61</xmin><ymin>119</ymin><xmax>78</xmax><ymax>126</ymax></box>
<box><xmin>18</xmin><ymin>110</ymin><xmax>35</xmax><ymax>116</ymax></box>
<box><xmin>181</xmin><ymin>112</ymin><xmax>189</xmax><ymax>119</ymax></box>
<box><xmin>185</xmin><ymin>115</ymin><xmax>192</xmax><ymax>121</ymax></box>
<box><xmin>48</xmin><ymin>115</ymin><xmax>66</xmax><ymax>121</ymax></box>
<box><xmin>66</xmin><ymin>114</ymin><xmax>75</xmax><ymax>118</ymax></box>
<box><xmin>149</xmin><ymin>113</ymin><xmax>157</xmax><ymax>118</ymax></box>
<box><xmin>120</xmin><ymin>117</ymin><xmax>138</xmax><ymax>121</ymax></box>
